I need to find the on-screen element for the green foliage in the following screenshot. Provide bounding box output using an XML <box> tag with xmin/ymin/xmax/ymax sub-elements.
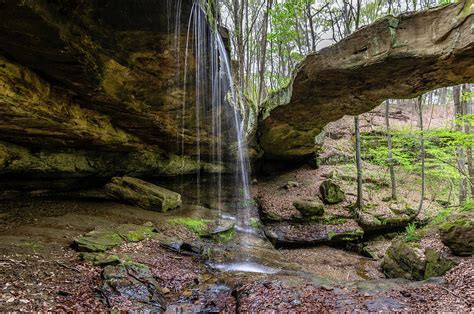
<box><xmin>249</xmin><ymin>217</ymin><xmax>262</xmax><ymax>229</ymax></box>
<box><xmin>461</xmin><ymin>199</ymin><xmax>474</xmax><ymax>212</ymax></box>
<box><xmin>430</xmin><ymin>207</ymin><xmax>455</xmax><ymax>225</ymax></box>
<box><xmin>405</xmin><ymin>223</ymin><xmax>420</xmax><ymax>242</ymax></box>
<box><xmin>437</xmin><ymin>0</ymin><xmax>454</xmax><ymax>4</ymax></box>
<box><xmin>213</xmin><ymin>228</ymin><xmax>235</xmax><ymax>243</ymax></box>
<box><xmin>363</xmin><ymin>117</ymin><xmax>474</xmax><ymax>183</ymax></box>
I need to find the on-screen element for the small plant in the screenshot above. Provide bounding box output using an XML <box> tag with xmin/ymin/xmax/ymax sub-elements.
<box><xmin>249</xmin><ymin>217</ymin><xmax>262</xmax><ymax>229</ymax></box>
<box><xmin>430</xmin><ymin>207</ymin><xmax>454</xmax><ymax>225</ymax></box>
<box><xmin>405</xmin><ymin>223</ymin><xmax>419</xmax><ymax>242</ymax></box>
<box><xmin>460</xmin><ymin>199</ymin><xmax>474</xmax><ymax>212</ymax></box>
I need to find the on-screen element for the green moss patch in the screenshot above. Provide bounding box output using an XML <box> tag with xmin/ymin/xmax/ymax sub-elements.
<box><xmin>168</xmin><ymin>217</ymin><xmax>211</xmax><ymax>234</ymax></box>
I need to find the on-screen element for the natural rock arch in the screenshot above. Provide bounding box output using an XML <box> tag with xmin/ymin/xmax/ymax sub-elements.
<box><xmin>259</xmin><ymin>2</ymin><xmax>474</xmax><ymax>160</ymax></box>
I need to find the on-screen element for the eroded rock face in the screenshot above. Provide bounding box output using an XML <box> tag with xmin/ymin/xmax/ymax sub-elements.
<box><xmin>260</xmin><ymin>2</ymin><xmax>474</xmax><ymax>160</ymax></box>
<box><xmin>0</xmin><ymin>0</ymin><xmax>231</xmax><ymax>189</ymax></box>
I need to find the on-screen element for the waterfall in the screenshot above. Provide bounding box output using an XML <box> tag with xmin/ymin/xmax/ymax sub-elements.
<box><xmin>170</xmin><ymin>0</ymin><xmax>253</xmax><ymax>232</ymax></box>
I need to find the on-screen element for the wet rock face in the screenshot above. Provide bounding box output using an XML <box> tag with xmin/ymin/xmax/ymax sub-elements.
<box><xmin>0</xmin><ymin>0</ymin><xmax>231</xmax><ymax>188</ymax></box>
<box><xmin>439</xmin><ymin>211</ymin><xmax>474</xmax><ymax>256</ymax></box>
<box><xmin>260</xmin><ymin>2</ymin><xmax>474</xmax><ymax>160</ymax></box>
<box><xmin>104</xmin><ymin>176</ymin><xmax>182</xmax><ymax>212</ymax></box>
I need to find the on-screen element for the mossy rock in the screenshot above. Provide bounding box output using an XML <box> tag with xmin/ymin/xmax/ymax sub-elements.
<box><xmin>116</xmin><ymin>224</ymin><xmax>156</xmax><ymax>242</ymax></box>
<box><xmin>105</xmin><ymin>176</ymin><xmax>182</xmax><ymax>212</ymax></box>
<box><xmin>439</xmin><ymin>211</ymin><xmax>474</xmax><ymax>256</ymax></box>
<box><xmin>168</xmin><ymin>217</ymin><xmax>235</xmax><ymax>242</ymax></box>
<box><xmin>382</xmin><ymin>239</ymin><xmax>426</xmax><ymax>280</ymax></box>
<box><xmin>382</xmin><ymin>239</ymin><xmax>457</xmax><ymax>281</ymax></box>
<box><xmin>80</xmin><ymin>252</ymin><xmax>122</xmax><ymax>266</ymax></box>
<box><xmin>73</xmin><ymin>224</ymin><xmax>157</xmax><ymax>252</ymax></box>
<box><xmin>424</xmin><ymin>248</ymin><xmax>456</xmax><ymax>279</ymax></box>
<box><xmin>293</xmin><ymin>197</ymin><xmax>324</xmax><ymax>217</ymax></box>
<box><xmin>357</xmin><ymin>202</ymin><xmax>415</xmax><ymax>232</ymax></box>
<box><xmin>73</xmin><ymin>229</ymin><xmax>125</xmax><ymax>252</ymax></box>
<box><xmin>319</xmin><ymin>179</ymin><xmax>345</xmax><ymax>204</ymax></box>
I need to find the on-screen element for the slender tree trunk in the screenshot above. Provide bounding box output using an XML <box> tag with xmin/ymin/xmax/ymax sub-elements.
<box><xmin>454</xmin><ymin>85</ymin><xmax>467</xmax><ymax>203</ymax></box>
<box><xmin>417</xmin><ymin>95</ymin><xmax>425</xmax><ymax>215</ymax></box>
<box><xmin>385</xmin><ymin>100</ymin><xmax>397</xmax><ymax>200</ymax></box>
<box><xmin>464</xmin><ymin>84</ymin><xmax>474</xmax><ymax>198</ymax></box>
<box><xmin>462</xmin><ymin>84</ymin><xmax>474</xmax><ymax>197</ymax></box>
<box><xmin>355</xmin><ymin>116</ymin><xmax>363</xmax><ymax>209</ymax></box>
<box><xmin>256</xmin><ymin>0</ymin><xmax>272</xmax><ymax>108</ymax></box>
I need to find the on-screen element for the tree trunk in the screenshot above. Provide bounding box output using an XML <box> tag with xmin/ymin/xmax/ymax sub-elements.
<box><xmin>454</xmin><ymin>85</ymin><xmax>467</xmax><ymax>203</ymax></box>
<box><xmin>256</xmin><ymin>0</ymin><xmax>272</xmax><ymax>108</ymax></box>
<box><xmin>355</xmin><ymin>116</ymin><xmax>363</xmax><ymax>209</ymax></box>
<box><xmin>385</xmin><ymin>100</ymin><xmax>397</xmax><ymax>200</ymax></box>
<box><xmin>417</xmin><ymin>95</ymin><xmax>425</xmax><ymax>215</ymax></box>
<box><xmin>462</xmin><ymin>84</ymin><xmax>474</xmax><ymax>197</ymax></box>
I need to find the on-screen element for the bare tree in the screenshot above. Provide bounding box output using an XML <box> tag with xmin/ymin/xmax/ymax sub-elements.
<box><xmin>417</xmin><ymin>95</ymin><xmax>425</xmax><ymax>215</ymax></box>
<box><xmin>462</xmin><ymin>84</ymin><xmax>474</xmax><ymax>198</ymax></box>
<box><xmin>385</xmin><ymin>100</ymin><xmax>397</xmax><ymax>200</ymax></box>
<box><xmin>454</xmin><ymin>85</ymin><xmax>467</xmax><ymax>203</ymax></box>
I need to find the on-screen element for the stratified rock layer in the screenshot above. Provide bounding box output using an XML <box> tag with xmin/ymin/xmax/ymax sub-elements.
<box><xmin>260</xmin><ymin>2</ymin><xmax>474</xmax><ymax>159</ymax></box>
<box><xmin>0</xmin><ymin>0</ymin><xmax>228</xmax><ymax>189</ymax></box>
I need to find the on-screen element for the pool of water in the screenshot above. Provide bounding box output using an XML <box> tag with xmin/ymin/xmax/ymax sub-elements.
<box><xmin>208</xmin><ymin>261</ymin><xmax>280</xmax><ymax>274</ymax></box>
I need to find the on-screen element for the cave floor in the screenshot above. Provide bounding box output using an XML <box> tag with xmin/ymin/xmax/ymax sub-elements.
<box><xmin>0</xmin><ymin>196</ymin><xmax>472</xmax><ymax>312</ymax></box>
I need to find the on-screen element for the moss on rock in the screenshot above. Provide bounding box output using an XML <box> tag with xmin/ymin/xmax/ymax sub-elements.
<box><xmin>439</xmin><ymin>211</ymin><xmax>474</xmax><ymax>256</ymax></box>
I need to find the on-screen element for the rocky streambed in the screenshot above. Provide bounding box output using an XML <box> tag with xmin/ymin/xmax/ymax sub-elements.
<box><xmin>0</xmin><ymin>172</ymin><xmax>472</xmax><ymax>312</ymax></box>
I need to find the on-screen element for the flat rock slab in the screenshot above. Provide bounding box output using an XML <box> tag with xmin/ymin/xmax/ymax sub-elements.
<box><xmin>264</xmin><ymin>219</ymin><xmax>363</xmax><ymax>246</ymax></box>
<box><xmin>105</xmin><ymin>176</ymin><xmax>182</xmax><ymax>212</ymax></box>
<box><xmin>73</xmin><ymin>224</ymin><xmax>156</xmax><ymax>252</ymax></box>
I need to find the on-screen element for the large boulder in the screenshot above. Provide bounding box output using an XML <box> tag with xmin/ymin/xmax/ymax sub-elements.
<box><xmin>439</xmin><ymin>211</ymin><xmax>474</xmax><ymax>256</ymax></box>
<box><xmin>382</xmin><ymin>240</ymin><xmax>426</xmax><ymax>280</ymax></box>
<box><xmin>105</xmin><ymin>176</ymin><xmax>182</xmax><ymax>212</ymax></box>
<box><xmin>382</xmin><ymin>239</ymin><xmax>456</xmax><ymax>280</ymax></box>
<box><xmin>319</xmin><ymin>180</ymin><xmax>345</xmax><ymax>204</ymax></box>
<box><xmin>293</xmin><ymin>197</ymin><xmax>324</xmax><ymax>217</ymax></box>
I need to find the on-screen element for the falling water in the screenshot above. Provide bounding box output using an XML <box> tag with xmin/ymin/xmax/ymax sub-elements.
<box><xmin>169</xmin><ymin>0</ymin><xmax>253</xmax><ymax>232</ymax></box>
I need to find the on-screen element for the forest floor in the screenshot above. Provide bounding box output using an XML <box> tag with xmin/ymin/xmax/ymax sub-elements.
<box><xmin>0</xmin><ymin>195</ymin><xmax>472</xmax><ymax>312</ymax></box>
